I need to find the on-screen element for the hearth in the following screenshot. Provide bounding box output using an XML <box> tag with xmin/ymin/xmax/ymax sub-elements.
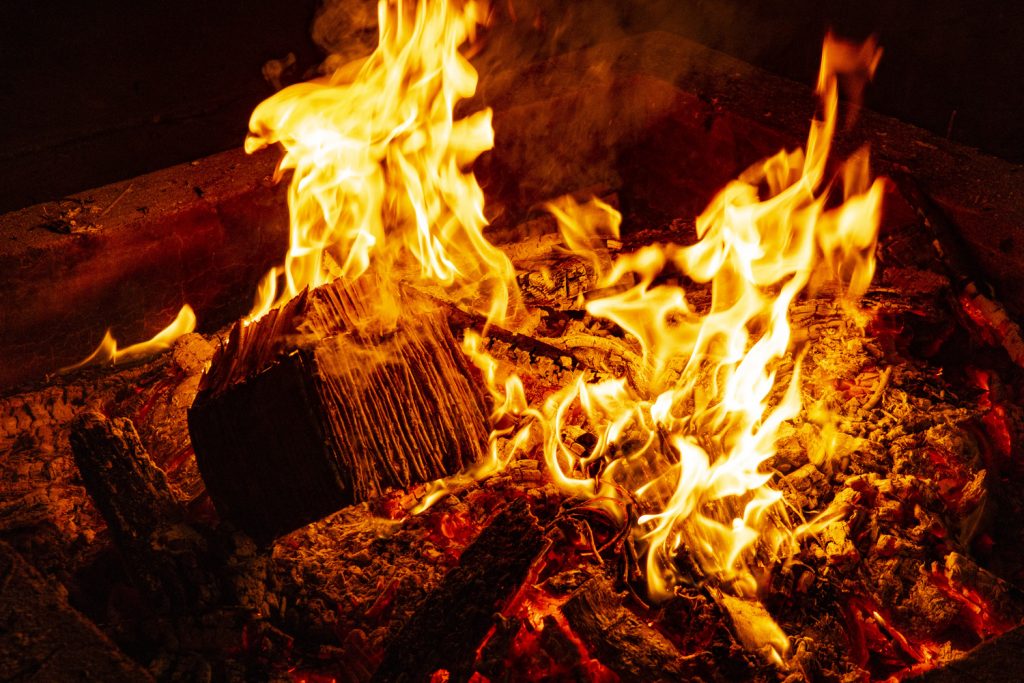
<box><xmin>3</xmin><ymin>5</ymin><xmax>1024</xmax><ymax>683</ymax></box>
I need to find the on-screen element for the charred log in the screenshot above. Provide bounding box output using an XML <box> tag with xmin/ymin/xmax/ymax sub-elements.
<box><xmin>561</xmin><ymin>575</ymin><xmax>721</xmax><ymax>683</ymax></box>
<box><xmin>372</xmin><ymin>499</ymin><xmax>546</xmax><ymax>683</ymax></box>
<box><xmin>910</xmin><ymin>625</ymin><xmax>1024</xmax><ymax>683</ymax></box>
<box><xmin>69</xmin><ymin>410</ymin><xmax>184</xmax><ymax>543</ymax></box>
<box><xmin>69</xmin><ymin>411</ymin><xmax>220</xmax><ymax>612</ymax></box>
<box><xmin>188</xmin><ymin>280</ymin><xmax>490</xmax><ymax>543</ymax></box>
<box><xmin>891</xmin><ymin>168</ymin><xmax>1024</xmax><ymax>368</ymax></box>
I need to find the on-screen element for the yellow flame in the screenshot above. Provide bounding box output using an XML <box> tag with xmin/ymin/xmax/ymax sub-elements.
<box><xmin>244</xmin><ymin>0</ymin><xmax>517</xmax><ymax>328</ymax></box>
<box><xmin>547</xmin><ymin>195</ymin><xmax>622</xmax><ymax>281</ymax></box>
<box><xmin>464</xmin><ymin>32</ymin><xmax>885</xmax><ymax>658</ymax></box>
<box><xmin>61</xmin><ymin>304</ymin><xmax>196</xmax><ymax>372</ymax></box>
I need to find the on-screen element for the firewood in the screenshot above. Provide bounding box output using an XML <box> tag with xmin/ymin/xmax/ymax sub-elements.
<box><xmin>561</xmin><ymin>574</ymin><xmax>722</xmax><ymax>683</ymax></box>
<box><xmin>372</xmin><ymin>499</ymin><xmax>546</xmax><ymax>683</ymax></box>
<box><xmin>910</xmin><ymin>624</ymin><xmax>1024</xmax><ymax>683</ymax></box>
<box><xmin>69</xmin><ymin>410</ymin><xmax>184</xmax><ymax>544</ymax></box>
<box><xmin>188</xmin><ymin>280</ymin><xmax>490</xmax><ymax>543</ymax></box>
<box><xmin>69</xmin><ymin>411</ymin><xmax>220</xmax><ymax>612</ymax></box>
<box><xmin>892</xmin><ymin>169</ymin><xmax>1024</xmax><ymax>368</ymax></box>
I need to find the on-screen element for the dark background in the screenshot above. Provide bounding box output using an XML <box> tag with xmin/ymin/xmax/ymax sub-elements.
<box><xmin>1</xmin><ymin>0</ymin><xmax>1021</xmax><ymax>213</ymax></box>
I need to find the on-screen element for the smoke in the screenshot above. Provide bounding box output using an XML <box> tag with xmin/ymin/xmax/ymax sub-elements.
<box><xmin>311</xmin><ymin>0</ymin><xmax>379</xmax><ymax>70</ymax></box>
<box><xmin>295</xmin><ymin>0</ymin><xmax>839</xmax><ymax>216</ymax></box>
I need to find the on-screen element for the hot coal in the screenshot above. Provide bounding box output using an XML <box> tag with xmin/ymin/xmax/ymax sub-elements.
<box><xmin>2</xmin><ymin>185</ymin><xmax>1024</xmax><ymax>681</ymax></box>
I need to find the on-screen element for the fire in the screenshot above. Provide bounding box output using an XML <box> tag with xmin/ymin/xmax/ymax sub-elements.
<box><xmin>239</xmin><ymin>6</ymin><xmax>885</xmax><ymax>663</ymax></box>
<box><xmin>61</xmin><ymin>304</ymin><xmax>196</xmax><ymax>372</ymax></box>
<box><xmin>464</xmin><ymin>32</ymin><xmax>885</xmax><ymax>662</ymax></box>
<box><xmin>243</xmin><ymin>0</ymin><xmax>516</xmax><ymax>328</ymax></box>
<box><xmin>65</xmin><ymin>0</ymin><xmax>509</xmax><ymax>368</ymax></box>
<box><xmin>61</xmin><ymin>0</ymin><xmax>886</xmax><ymax>666</ymax></box>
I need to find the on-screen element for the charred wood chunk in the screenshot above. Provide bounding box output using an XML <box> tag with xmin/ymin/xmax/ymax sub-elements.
<box><xmin>372</xmin><ymin>499</ymin><xmax>546</xmax><ymax>683</ymax></box>
<box><xmin>561</xmin><ymin>575</ymin><xmax>716</xmax><ymax>683</ymax></box>
<box><xmin>69</xmin><ymin>410</ymin><xmax>184</xmax><ymax>547</ymax></box>
<box><xmin>69</xmin><ymin>411</ymin><xmax>219</xmax><ymax>612</ymax></box>
<box><xmin>188</xmin><ymin>281</ymin><xmax>491</xmax><ymax>543</ymax></box>
<box><xmin>0</xmin><ymin>540</ymin><xmax>153</xmax><ymax>681</ymax></box>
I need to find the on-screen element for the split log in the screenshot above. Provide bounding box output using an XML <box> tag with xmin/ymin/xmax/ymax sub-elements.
<box><xmin>561</xmin><ymin>575</ymin><xmax>720</xmax><ymax>683</ymax></box>
<box><xmin>188</xmin><ymin>280</ymin><xmax>490</xmax><ymax>543</ymax></box>
<box><xmin>372</xmin><ymin>499</ymin><xmax>547</xmax><ymax>683</ymax></box>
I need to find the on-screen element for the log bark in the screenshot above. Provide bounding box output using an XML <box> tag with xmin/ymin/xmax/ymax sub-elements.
<box><xmin>372</xmin><ymin>499</ymin><xmax>547</xmax><ymax>683</ymax></box>
<box><xmin>188</xmin><ymin>280</ymin><xmax>490</xmax><ymax>543</ymax></box>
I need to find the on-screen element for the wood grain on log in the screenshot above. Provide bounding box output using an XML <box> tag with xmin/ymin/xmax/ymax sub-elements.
<box><xmin>188</xmin><ymin>280</ymin><xmax>490</xmax><ymax>543</ymax></box>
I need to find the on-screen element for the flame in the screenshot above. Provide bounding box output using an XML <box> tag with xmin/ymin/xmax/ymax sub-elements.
<box><xmin>243</xmin><ymin>0</ymin><xmax>517</xmax><ymax>328</ymax></box>
<box><xmin>547</xmin><ymin>195</ymin><xmax>622</xmax><ymax>282</ymax></box>
<box><xmin>61</xmin><ymin>13</ymin><xmax>883</xmax><ymax>666</ymax></box>
<box><xmin>66</xmin><ymin>0</ymin><xmax>514</xmax><ymax>369</ymax></box>
<box><xmin>61</xmin><ymin>304</ymin><xmax>196</xmax><ymax>372</ymax></box>
<box><xmin>464</xmin><ymin>32</ymin><xmax>884</xmax><ymax>662</ymax></box>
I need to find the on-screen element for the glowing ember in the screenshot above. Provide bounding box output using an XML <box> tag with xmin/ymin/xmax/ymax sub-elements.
<box><xmin>463</xmin><ymin>32</ymin><xmax>885</xmax><ymax>663</ymax></box>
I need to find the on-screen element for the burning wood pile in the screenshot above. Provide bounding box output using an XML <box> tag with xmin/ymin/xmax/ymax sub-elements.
<box><xmin>3</xmin><ymin>1</ymin><xmax>1024</xmax><ymax>682</ymax></box>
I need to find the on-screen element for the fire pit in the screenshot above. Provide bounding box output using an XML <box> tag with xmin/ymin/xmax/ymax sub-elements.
<box><xmin>3</xmin><ymin>4</ymin><xmax>1024</xmax><ymax>683</ymax></box>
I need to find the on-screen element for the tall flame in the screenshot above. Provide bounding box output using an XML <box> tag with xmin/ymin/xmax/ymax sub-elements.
<box><xmin>244</xmin><ymin>0</ymin><xmax>516</xmax><ymax>327</ymax></box>
<box><xmin>465</xmin><ymin>33</ymin><xmax>884</xmax><ymax>661</ymax></box>
<box><xmin>61</xmin><ymin>8</ymin><xmax>884</xmax><ymax>665</ymax></box>
<box><xmin>64</xmin><ymin>0</ymin><xmax>513</xmax><ymax>369</ymax></box>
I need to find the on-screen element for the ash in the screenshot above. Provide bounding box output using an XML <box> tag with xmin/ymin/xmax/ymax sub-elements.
<box><xmin>3</xmin><ymin>208</ymin><xmax>1024</xmax><ymax>682</ymax></box>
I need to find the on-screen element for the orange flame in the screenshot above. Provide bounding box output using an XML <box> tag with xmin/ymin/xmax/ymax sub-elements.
<box><xmin>69</xmin><ymin>1</ymin><xmax>514</xmax><ymax>369</ymax></box>
<box><xmin>243</xmin><ymin>0</ymin><xmax>517</xmax><ymax>328</ymax></box>
<box><xmin>464</xmin><ymin>32</ymin><xmax>884</xmax><ymax>662</ymax></box>
<box><xmin>61</xmin><ymin>304</ymin><xmax>196</xmax><ymax>372</ymax></box>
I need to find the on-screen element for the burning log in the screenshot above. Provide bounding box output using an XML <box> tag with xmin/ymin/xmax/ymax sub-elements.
<box><xmin>188</xmin><ymin>280</ymin><xmax>490</xmax><ymax>543</ymax></box>
<box><xmin>372</xmin><ymin>499</ymin><xmax>546</xmax><ymax>682</ymax></box>
<box><xmin>560</xmin><ymin>574</ymin><xmax>723</xmax><ymax>683</ymax></box>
